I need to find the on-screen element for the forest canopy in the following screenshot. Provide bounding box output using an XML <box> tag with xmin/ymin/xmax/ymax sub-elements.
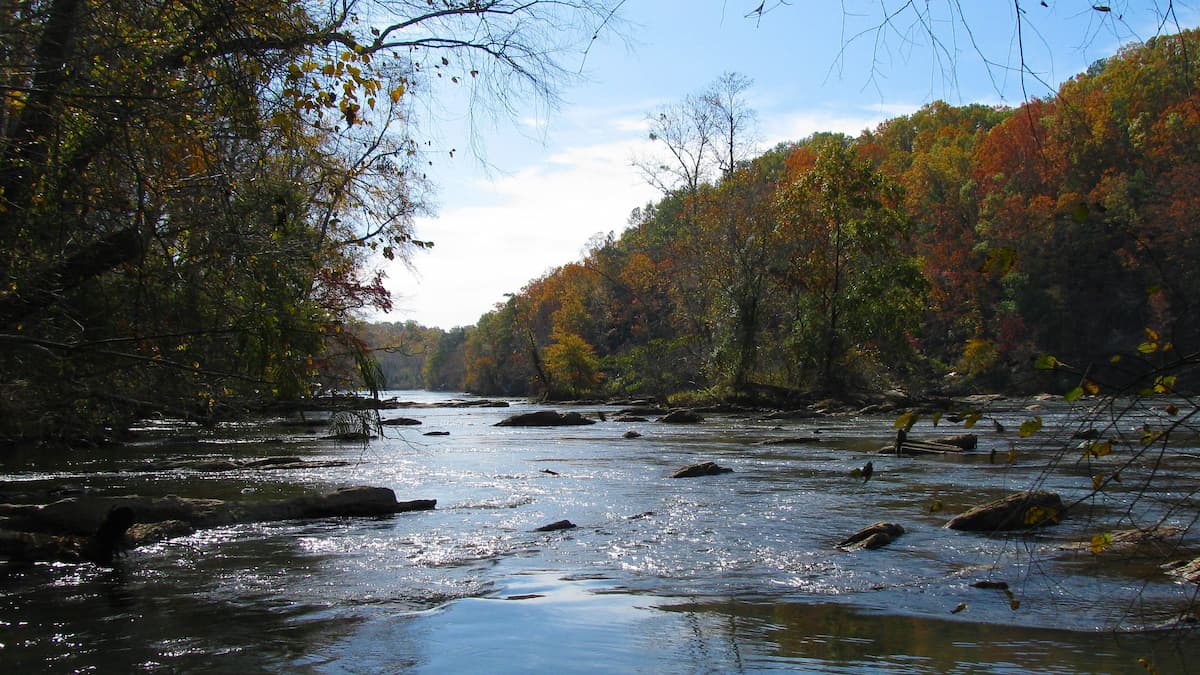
<box><xmin>0</xmin><ymin>0</ymin><xmax>621</xmax><ymax>444</ymax></box>
<box><xmin>430</xmin><ymin>28</ymin><xmax>1200</xmax><ymax>403</ymax></box>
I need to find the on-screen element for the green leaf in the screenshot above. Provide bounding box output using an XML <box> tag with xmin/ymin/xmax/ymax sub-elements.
<box><xmin>1064</xmin><ymin>387</ymin><xmax>1083</xmax><ymax>402</ymax></box>
<box><xmin>930</xmin><ymin>411</ymin><xmax>943</xmax><ymax>427</ymax></box>
<box><xmin>1018</xmin><ymin>416</ymin><xmax>1043</xmax><ymax>438</ymax></box>
<box><xmin>1089</xmin><ymin>533</ymin><xmax>1113</xmax><ymax>555</ymax></box>
<box><xmin>1034</xmin><ymin>354</ymin><xmax>1060</xmax><ymax>370</ymax></box>
<box><xmin>894</xmin><ymin>411</ymin><xmax>917</xmax><ymax>430</ymax></box>
<box><xmin>964</xmin><ymin>412</ymin><xmax>982</xmax><ymax>429</ymax></box>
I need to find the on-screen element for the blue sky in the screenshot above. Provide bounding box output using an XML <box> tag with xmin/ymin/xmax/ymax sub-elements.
<box><xmin>377</xmin><ymin>1</ymin><xmax>1197</xmax><ymax>329</ymax></box>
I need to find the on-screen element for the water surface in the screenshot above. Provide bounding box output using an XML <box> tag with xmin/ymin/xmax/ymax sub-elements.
<box><xmin>2</xmin><ymin>391</ymin><xmax>1197</xmax><ymax>672</ymax></box>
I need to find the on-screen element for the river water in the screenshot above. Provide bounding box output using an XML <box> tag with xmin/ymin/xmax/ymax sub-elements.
<box><xmin>2</xmin><ymin>391</ymin><xmax>1198</xmax><ymax>673</ymax></box>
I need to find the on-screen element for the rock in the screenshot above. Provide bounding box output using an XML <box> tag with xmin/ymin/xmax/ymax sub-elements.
<box><xmin>756</xmin><ymin>437</ymin><xmax>821</xmax><ymax>446</ymax></box>
<box><xmin>131</xmin><ymin>457</ymin><xmax>352</xmax><ymax>473</ymax></box>
<box><xmin>325</xmin><ymin>431</ymin><xmax>372</xmax><ymax>441</ymax></box>
<box><xmin>616</xmin><ymin>406</ymin><xmax>667</xmax><ymax>416</ymax></box>
<box><xmin>423</xmin><ymin>431</ymin><xmax>450</xmax><ymax>436</ymax></box>
<box><xmin>535</xmin><ymin>519</ymin><xmax>576</xmax><ymax>532</ymax></box>
<box><xmin>127</xmin><ymin>520</ymin><xmax>195</xmax><ymax>547</ymax></box>
<box><xmin>938</xmin><ymin>433</ymin><xmax>978</xmax><ymax>450</ymax></box>
<box><xmin>971</xmin><ymin>580</ymin><xmax>1010</xmax><ymax>590</ymax></box>
<box><xmin>671</xmin><ymin>461</ymin><xmax>732</xmax><ymax>478</ymax></box>
<box><xmin>4</xmin><ymin>486</ymin><xmax>436</xmax><ymax>536</ymax></box>
<box><xmin>623</xmin><ymin>430</ymin><xmax>642</xmax><ymax>439</ymax></box>
<box><xmin>82</xmin><ymin>505</ymin><xmax>136</xmax><ymax>565</ymax></box>
<box><xmin>889</xmin><ymin>439</ymin><xmax>967</xmax><ymax>456</ymax></box>
<box><xmin>494</xmin><ymin>410</ymin><xmax>596</xmax><ymax>427</ymax></box>
<box><xmin>838</xmin><ymin>522</ymin><xmax>905</xmax><ymax>550</ymax></box>
<box><xmin>242</xmin><ymin>456</ymin><xmax>304</xmax><ymax>468</ymax></box>
<box><xmin>658</xmin><ymin>409</ymin><xmax>704</xmax><ymax>424</ymax></box>
<box><xmin>945</xmin><ymin>490</ymin><xmax>1064</xmax><ymax>531</ymax></box>
<box><xmin>381</xmin><ymin>417</ymin><xmax>422</xmax><ymax>426</ymax></box>
<box><xmin>612</xmin><ymin>415</ymin><xmax>649</xmax><ymax>422</ymax></box>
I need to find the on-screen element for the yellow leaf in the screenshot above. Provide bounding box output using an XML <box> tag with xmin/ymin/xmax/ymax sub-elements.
<box><xmin>1018</xmin><ymin>416</ymin><xmax>1043</xmax><ymax>438</ymax></box>
<box><xmin>1090</xmin><ymin>533</ymin><xmax>1113</xmax><ymax>555</ymax></box>
<box><xmin>951</xmin><ymin>603</ymin><xmax>968</xmax><ymax>614</ymax></box>
<box><xmin>1092</xmin><ymin>474</ymin><xmax>1103</xmax><ymax>490</ymax></box>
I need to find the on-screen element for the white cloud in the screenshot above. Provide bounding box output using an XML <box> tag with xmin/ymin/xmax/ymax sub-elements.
<box><xmin>379</xmin><ymin>130</ymin><xmax>657</xmax><ymax>328</ymax></box>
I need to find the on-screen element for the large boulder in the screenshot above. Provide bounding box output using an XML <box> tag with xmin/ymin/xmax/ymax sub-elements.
<box><xmin>671</xmin><ymin>461</ymin><xmax>732</xmax><ymax>478</ymax></box>
<box><xmin>494</xmin><ymin>410</ymin><xmax>596</xmax><ymax>427</ymax></box>
<box><xmin>945</xmin><ymin>490</ymin><xmax>1063</xmax><ymax>531</ymax></box>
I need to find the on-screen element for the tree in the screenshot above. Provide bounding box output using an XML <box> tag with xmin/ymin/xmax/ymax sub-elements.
<box><xmin>0</xmin><ymin>0</ymin><xmax>626</xmax><ymax>443</ymax></box>
<box><xmin>775</xmin><ymin>135</ymin><xmax>924</xmax><ymax>392</ymax></box>
<box><xmin>634</xmin><ymin>71</ymin><xmax>757</xmax><ymax>194</ymax></box>
<box><xmin>544</xmin><ymin>330</ymin><xmax>602</xmax><ymax>398</ymax></box>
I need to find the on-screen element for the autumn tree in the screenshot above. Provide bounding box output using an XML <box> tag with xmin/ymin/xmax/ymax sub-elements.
<box><xmin>0</xmin><ymin>0</ymin><xmax>624</xmax><ymax>442</ymax></box>
<box><xmin>775</xmin><ymin>135</ymin><xmax>925</xmax><ymax>392</ymax></box>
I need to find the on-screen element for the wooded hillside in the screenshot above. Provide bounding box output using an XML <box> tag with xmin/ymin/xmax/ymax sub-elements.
<box><xmin>438</xmin><ymin>30</ymin><xmax>1200</xmax><ymax>401</ymax></box>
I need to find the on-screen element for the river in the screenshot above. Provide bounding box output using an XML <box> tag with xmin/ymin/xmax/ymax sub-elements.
<box><xmin>2</xmin><ymin>390</ymin><xmax>1198</xmax><ymax>672</ymax></box>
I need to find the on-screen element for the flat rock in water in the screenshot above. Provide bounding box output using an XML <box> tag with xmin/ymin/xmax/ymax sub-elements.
<box><xmin>381</xmin><ymin>417</ymin><xmax>422</xmax><ymax>426</ymax></box>
<box><xmin>495</xmin><ymin>411</ymin><xmax>596</xmax><ymax>427</ymax></box>
<box><xmin>945</xmin><ymin>490</ymin><xmax>1063</xmax><ymax>531</ymax></box>
<box><xmin>658</xmin><ymin>410</ymin><xmax>704</xmax><ymax>424</ymax></box>
<box><xmin>2</xmin><ymin>486</ymin><xmax>436</xmax><ymax>537</ymax></box>
<box><xmin>756</xmin><ymin>437</ymin><xmax>821</xmax><ymax>446</ymax></box>
<box><xmin>671</xmin><ymin>461</ymin><xmax>732</xmax><ymax>478</ymax></box>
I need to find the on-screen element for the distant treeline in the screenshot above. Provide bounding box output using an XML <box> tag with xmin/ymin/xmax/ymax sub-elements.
<box><xmin>369</xmin><ymin>30</ymin><xmax>1200</xmax><ymax>401</ymax></box>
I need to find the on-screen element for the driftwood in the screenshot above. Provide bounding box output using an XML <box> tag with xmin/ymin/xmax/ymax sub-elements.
<box><xmin>1058</xmin><ymin>525</ymin><xmax>1185</xmax><ymax>557</ymax></box>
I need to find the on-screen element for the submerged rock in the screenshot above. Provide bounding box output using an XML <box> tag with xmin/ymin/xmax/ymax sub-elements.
<box><xmin>535</xmin><ymin>519</ymin><xmax>576</xmax><ymax>532</ymax></box>
<box><xmin>495</xmin><ymin>411</ymin><xmax>596</xmax><ymax>427</ymax></box>
<box><xmin>838</xmin><ymin>522</ymin><xmax>905</xmax><ymax>550</ymax></box>
<box><xmin>945</xmin><ymin>490</ymin><xmax>1063</xmax><ymax>531</ymax></box>
<box><xmin>623</xmin><ymin>430</ymin><xmax>642</xmax><ymax>439</ymax></box>
<box><xmin>671</xmin><ymin>461</ymin><xmax>732</xmax><ymax>478</ymax></box>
